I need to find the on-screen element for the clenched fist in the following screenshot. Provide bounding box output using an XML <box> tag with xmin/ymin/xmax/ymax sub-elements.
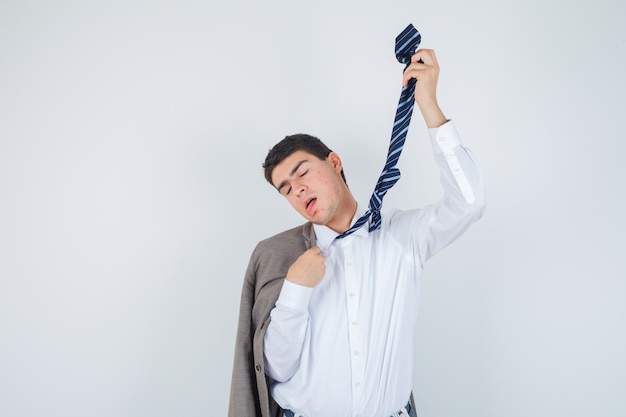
<box><xmin>285</xmin><ymin>246</ymin><xmax>326</xmax><ymax>288</ymax></box>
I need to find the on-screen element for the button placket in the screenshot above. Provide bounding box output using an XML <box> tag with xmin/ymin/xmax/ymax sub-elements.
<box><xmin>342</xmin><ymin>240</ymin><xmax>363</xmax><ymax>412</ymax></box>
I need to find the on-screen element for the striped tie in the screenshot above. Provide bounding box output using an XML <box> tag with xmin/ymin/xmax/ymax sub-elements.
<box><xmin>337</xmin><ymin>24</ymin><xmax>421</xmax><ymax>239</ymax></box>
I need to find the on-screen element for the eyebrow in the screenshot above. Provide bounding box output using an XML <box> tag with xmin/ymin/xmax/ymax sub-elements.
<box><xmin>276</xmin><ymin>159</ymin><xmax>308</xmax><ymax>193</ymax></box>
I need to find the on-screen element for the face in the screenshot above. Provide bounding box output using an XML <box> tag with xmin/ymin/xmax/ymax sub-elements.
<box><xmin>271</xmin><ymin>150</ymin><xmax>352</xmax><ymax>230</ymax></box>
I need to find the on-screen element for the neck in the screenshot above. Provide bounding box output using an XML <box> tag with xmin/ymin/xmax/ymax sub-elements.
<box><xmin>326</xmin><ymin>196</ymin><xmax>358</xmax><ymax>234</ymax></box>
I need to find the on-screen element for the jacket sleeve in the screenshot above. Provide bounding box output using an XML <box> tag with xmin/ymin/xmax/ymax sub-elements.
<box><xmin>229</xmin><ymin>225</ymin><xmax>311</xmax><ymax>417</ymax></box>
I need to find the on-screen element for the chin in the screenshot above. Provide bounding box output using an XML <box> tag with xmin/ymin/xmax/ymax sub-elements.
<box><xmin>306</xmin><ymin>214</ymin><xmax>329</xmax><ymax>226</ymax></box>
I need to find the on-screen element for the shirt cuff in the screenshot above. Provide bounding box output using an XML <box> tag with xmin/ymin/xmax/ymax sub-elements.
<box><xmin>428</xmin><ymin>120</ymin><xmax>461</xmax><ymax>154</ymax></box>
<box><xmin>276</xmin><ymin>280</ymin><xmax>313</xmax><ymax>313</ymax></box>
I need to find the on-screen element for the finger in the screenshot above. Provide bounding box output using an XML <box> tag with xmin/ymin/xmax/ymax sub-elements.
<box><xmin>411</xmin><ymin>48</ymin><xmax>438</xmax><ymax>67</ymax></box>
<box><xmin>402</xmin><ymin>67</ymin><xmax>423</xmax><ymax>86</ymax></box>
<box><xmin>309</xmin><ymin>246</ymin><xmax>325</xmax><ymax>258</ymax></box>
<box><xmin>309</xmin><ymin>246</ymin><xmax>320</xmax><ymax>253</ymax></box>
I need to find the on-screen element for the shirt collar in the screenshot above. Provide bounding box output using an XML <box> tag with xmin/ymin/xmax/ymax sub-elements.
<box><xmin>313</xmin><ymin>204</ymin><xmax>369</xmax><ymax>250</ymax></box>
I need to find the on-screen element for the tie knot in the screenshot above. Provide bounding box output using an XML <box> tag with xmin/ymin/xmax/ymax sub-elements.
<box><xmin>395</xmin><ymin>24</ymin><xmax>421</xmax><ymax>65</ymax></box>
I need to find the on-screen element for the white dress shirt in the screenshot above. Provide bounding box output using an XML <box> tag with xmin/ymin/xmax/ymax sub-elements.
<box><xmin>263</xmin><ymin>121</ymin><xmax>486</xmax><ymax>417</ymax></box>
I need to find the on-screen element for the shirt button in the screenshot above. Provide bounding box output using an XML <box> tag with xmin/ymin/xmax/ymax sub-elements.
<box><xmin>351</xmin><ymin>321</ymin><xmax>358</xmax><ymax>326</ymax></box>
<box><xmin>349</xmin><ymin>292</ymin><xmax>355</xmax><ymax>297</ymax></box>
<box><xmin>355</xmin><ymin>382</ymin><xmax>361</xmax><ymax>387</ymax></box>
<box><xmin>353</xmin><ymin>350</ymin><xmax>359</xmax><ymax>356</ymax></box>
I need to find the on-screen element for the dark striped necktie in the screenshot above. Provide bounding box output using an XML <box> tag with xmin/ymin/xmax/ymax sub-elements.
<box><xmin>337</xmin><ymin>24</ymin><xmax>421</xmax><ymax>239</ymax></box>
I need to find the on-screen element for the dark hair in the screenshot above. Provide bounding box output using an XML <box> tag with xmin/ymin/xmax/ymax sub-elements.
<box><xmin>263</xmin><ymin>133</ymin><xmax>347</xmax><ymax>186</ymax></box>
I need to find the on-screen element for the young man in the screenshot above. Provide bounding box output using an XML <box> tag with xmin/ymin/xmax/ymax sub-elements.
<box><xmin>229</xmin><ymin>49</ymin><xmax>486</xmax><ymax>417</ymax></box>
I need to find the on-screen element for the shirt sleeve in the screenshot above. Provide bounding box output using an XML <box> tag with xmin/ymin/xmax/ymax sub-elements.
<box><xmin>263</xmin><ymin>280</ymin><xmax>313</xmax><ymax>382</ymax></box>
<box><xmin>391</xmin><ymin>120</ymin><xmax>486</xmax><ymax>265</ymax></box>
<box><xmin>429</xmin><ymin>121</ymin><xmax>477</xmax><ymax>204</ymax></box>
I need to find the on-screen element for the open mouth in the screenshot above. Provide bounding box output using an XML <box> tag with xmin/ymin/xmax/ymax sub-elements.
<box><xmin>306</xmin><ymin>198</ymin><xmax>317</xmax><ymax>214</ymax></box>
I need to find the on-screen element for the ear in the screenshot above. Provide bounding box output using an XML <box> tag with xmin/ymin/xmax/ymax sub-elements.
<box><xmin>327</xmin><ymin>152</ymin><xmax>343</xmax><ymax>175</ymax></box>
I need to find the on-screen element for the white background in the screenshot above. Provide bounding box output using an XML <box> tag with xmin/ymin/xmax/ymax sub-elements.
<box><xmin>1</xmin><ymin>1</ymin><xmax>624</xmax><ymax>416</ymax></box>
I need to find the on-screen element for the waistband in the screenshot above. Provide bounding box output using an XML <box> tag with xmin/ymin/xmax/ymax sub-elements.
<box><xmin>283</xmin><ymin>401</ymin><xmax>412</xmax><ymax>417</ymax></box>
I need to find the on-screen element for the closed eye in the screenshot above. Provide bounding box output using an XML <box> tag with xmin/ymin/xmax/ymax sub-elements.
<box><xmin>279</xmin><ymin>185</ymin><xmax>292</xmax><ymax>196</ymax></box>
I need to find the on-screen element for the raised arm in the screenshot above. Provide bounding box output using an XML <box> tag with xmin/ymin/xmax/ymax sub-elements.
<box><xmin>391</xmin><ymin>49</ymin><xmax>486</xmax><ymax>264</ymax></box>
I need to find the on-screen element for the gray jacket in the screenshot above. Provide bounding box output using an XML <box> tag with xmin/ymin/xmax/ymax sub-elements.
<box><xmin>228</xmin><ymin>223</ymin><xmax>314</xmax><ymax>417</ymax></box>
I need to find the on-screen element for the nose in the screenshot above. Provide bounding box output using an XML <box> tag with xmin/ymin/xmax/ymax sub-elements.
<box><xmin>292</xmin><ymin>179</ymin><xmax>306</xmax><ymax>197</ymax></box>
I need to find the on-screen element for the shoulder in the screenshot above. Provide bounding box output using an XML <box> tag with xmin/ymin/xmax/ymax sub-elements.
<box><xmin>247</xmin><ymin>223</ymin><xmax>312</xmax><ymax>302</ymax></box>
<box><xmin>381</xmin><ymin>207</ymin><xmax>427</xmax><ymax>227</ymax></box>
<box><xmin>378</xmin><ymin>208</ymin><xmax>431</xmax><ymax>247</ymax></box>
<box><xmin>255</xmin><ymin>222</ymin><xmax>313</xmax><ymax>253</ymax></box>
<box><xmin>248</xmin><ymin>222</ymin><xmax>313</xmax><ymax>271</ymax></box>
